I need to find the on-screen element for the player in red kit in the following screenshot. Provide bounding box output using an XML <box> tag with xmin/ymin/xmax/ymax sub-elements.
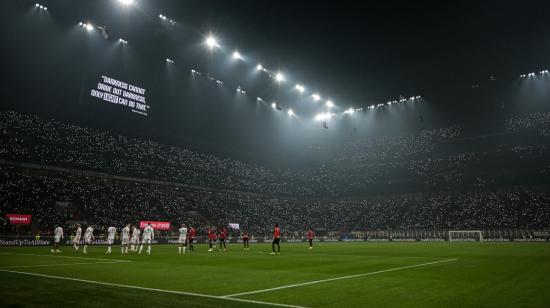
<box><xmin>218</xmin><ymin>226</ymin><xmax>227</xmax><ymax>251</ymax></box>
<box><xmin>242</xmin><ymin>231</ymin><xmax>250</xmax><ymax>251</ymax></box>
<box><xmin>188</xmin><ymin>226</ymin><xmax>196</xmax><ymax>252</ymax></box>
<box><xmin>207</xmin><ymin>227</ymin><xmax>217</xmax><ymax>252</ymax></box>
<box><xmin>307</xmin><ymin>228</ymin><xmax>314</xmax><ymax>249</ymax></box>
<box><xmin>270</xmin><ymin>223</ymin><xmax>281</xmax><ymax>255</ymax></box>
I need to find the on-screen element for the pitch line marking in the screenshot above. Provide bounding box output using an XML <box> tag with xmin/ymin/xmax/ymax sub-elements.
<box><xmin>0</xmin><ymin>252</ymin><xmax>132</xmax><ymax>263</ymax></box>
<box><xmin>223</xmin><ymin>258</ymin><xmax>458</xmax><ymax>298</ymax></box>
<box><xmin>0</xmin><ymin>269</ymin><xmax>307</xmax><ymax>308</ymax></box>
<box><xmin>0</xmin><ymin>261</ymin><xmax>125</xmax><ymax>269</ymax></box>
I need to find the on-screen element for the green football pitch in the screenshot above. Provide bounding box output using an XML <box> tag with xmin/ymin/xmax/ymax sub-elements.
<box><xmin>1</xmin><ymin>242</ymin><xmax>549</xmax><ymax>307</ymax></box>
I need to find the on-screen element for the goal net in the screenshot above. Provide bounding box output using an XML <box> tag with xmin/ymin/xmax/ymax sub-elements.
<box><xmin>448</xmin><ymin>230</ymin><xmax>483</xmax><ymax>242</ymax></box>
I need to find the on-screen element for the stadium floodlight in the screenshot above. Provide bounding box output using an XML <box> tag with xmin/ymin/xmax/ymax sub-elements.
<box><xmin>232</xmin><ymin>51</ymin><xmax>243</xmax><ymax>60</ymax></box>
<box><xmin>275</xmin><ymin>72</ymin><xmax>284</xmax><ymax>82</ymax></box>
<box><xmin>166</xmin><ymin>58</ymin><xmax>174</xmax><ymax>63</ymax></box>
<box><xmin>118</xmin><ymin>0</ymin><xmax>134</xmax><ymax>6</ymax></box>
<box><xmin>271</xmin><ymin>102</ymin><xmax>277</xmax><ymax>109</ymax></box>
<box><xmin>159</xmin><ymin>14</ymin><xmax>167</xmax><ymax>20</ymax></box>
<box><xmin>295</xmin><ymin>84</ymin><xmax>305</xmax><ymax>93</ymax></box>
<box><xmin>118</xmin><ymin>38</ymin><xmax>128</xmax><ymax>44</ymax></box>
<box><xmin>85</xmin><ymin>23</ymin><xmax>94</xmax><ymax>31</ymax></box>
<box><xmin>205</xmin><ymin>36</ymin><xmax>219</xmax><ymax>49</ymax></box>
<box><xmin>288</xmin><ymin>109</ymin><xmax>294</xmax><ymax>116</ymax></box>
<box><xmin>312</xmin><ymin>93</ymin><xmax>321</xmax><ymax>101</ymax></box>
<box><xmin>256</xmin><ymin>64</ymin><xmax>263</xmax><ymax>71</ymax></box>
<box><xmin>344</xmin><ymin>108</ymin><xmax>355</xmax><ymax>114</ymax></box>
<box><xmin>326</xmin><ymin>100</ymin><xmax>334</xmax><ymax>108</ymax></box>
<box><xmin>36</xmin><ymin>4</ymin><xmax>47</xmax><ymax>10</ymax></box>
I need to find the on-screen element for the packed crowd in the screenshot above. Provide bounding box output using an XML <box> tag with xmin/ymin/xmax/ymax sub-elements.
<box><xmin>2</xmin><ymin>167</ymin><xmax>549</xmax><ymax>236</ymax></box>
<box><xmin>506</xmin><ymin>111</ymin><xmax>550</xmax><ymax>136</ymax></box>
<box><xmin>2</xmin><ymin>111</ymin><xmax>549</xmax><ymax>197</ymax></box>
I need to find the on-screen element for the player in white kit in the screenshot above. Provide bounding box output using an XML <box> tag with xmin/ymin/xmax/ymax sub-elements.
<box><xmin>73</xmin><ymin>224</ymin><xmax>82</xmax><ymax>251</ymax></box>
<box><xmin>130</xmin><ymin>226</ymin><xmax>140</xmax><ymax>252</ymax></box>
<box><xmin>139</xmin><ymin>223</ymin><xmax>154</xmax><ymax>255</ymax></box>
<box><xmin>51</xmin><ymin>225</ymin><xmax>63</xmax><ymax>253</ymax></box>
<box><xmin>178</xmin><ymin>224</ymin><xmax>188</xmax><ymax>254</ymax></box>
<box><xmin>121</xmin><ymin>224</ymin><xmax>130</xmax><ymax>254</ymax></box>
<box><xmin>83</xmin><ymin>225</ymin><xmax>94</xmax><ymax>254</ymax></box>
<box><xmin>105</xmin><ymin>226</ymin><xmax>116</xmax><ymax>254</ymax></box>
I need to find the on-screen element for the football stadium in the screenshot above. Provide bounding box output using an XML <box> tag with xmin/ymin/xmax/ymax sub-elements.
<box><xmin>1</xmin><ymin>1</ymin><xmax>550</xmax><ymax>307</ymax></box>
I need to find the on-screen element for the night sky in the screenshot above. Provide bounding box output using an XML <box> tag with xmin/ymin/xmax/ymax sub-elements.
<box><xmin>1</xmin><ymin>0</ymin><xmax>549</xmax><ymax>165</ymax></box>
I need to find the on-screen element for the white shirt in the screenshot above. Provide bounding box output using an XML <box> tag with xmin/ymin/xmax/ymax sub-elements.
<box><xmin>142</xmin><ymin>226</ymin><xmax>154</xmax><ymax>240</ymax></box>
<box><xmin>131</xmin><ymin>228</ymin><xmax>140</xmax><ymax>239</ymax></box>
<box><xmin>54</xmin><ymin>227</ymin><xmax>63</xmax><ymax>238</ymax></box>
<box><xmin>179</xmin><ymin>227</ymin><xmax>188</xmax><ymax>239</ymax></box>
<box><xmin>84</xmin><ymin>227</ymin><xmax>94</xmax><ymax>240</ymax></box>
<box><xmin>122</xmin><ymin>227</ymin><xmax>130</xmax><ymax>239</ymax></box>
<box><xmin>107</xmin><ymin>227</ymin><xmax>116</xmax><ymax>239</ymax></box>
<box><xmin>74</xmin><ymin>227</ymin><xmax>82</xmax><ymax>239</ymax></box>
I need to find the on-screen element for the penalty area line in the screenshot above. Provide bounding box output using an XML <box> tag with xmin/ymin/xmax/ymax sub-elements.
<box><xmin>223</xmin><ymin>258</ymin><xmax>458</xmax><ymax>298</ymax></box>
<box><xmin>0</xmin><ymin>269</ymin><xmax>307</xmax><ymax>308</ymax></box>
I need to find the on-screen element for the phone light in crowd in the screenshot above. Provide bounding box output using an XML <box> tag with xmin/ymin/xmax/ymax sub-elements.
<box><xmin>288</xmin><ymin>109</ymin><xmax>294</xmax><ymax>116</ymax></box>
<box><xmin>79</xmin><ymin>22</ymin><xmax>94</xmax><ymax>31</ymax></box>
<box><xmin>275</xmin><ymin>72</ymin><xmax>285</xmax><ymax>82</ymax></box>
<box><xmin>35</xmin><ymin>3</ymin><xmax>47</xmax><ymax>10</ymax></box>
<box><xmin>326</xmin><ymin>100</ymin><xmax>334</xmax><ymax>108</ymax></box>
<box><xmin>295</xmin><ymin>84</ymin><xmax>305</xmax><ymax>93</ymax></box>
<box><xmin>232</xmin><ymin>51</ymin><xmax>243</xmax><ymax>60</ymax></box>
<box><xmin>205</xmin><ymin>36</ymin><xmax>219</xmax><ymax>49</ymax></box>
<box><xmin>166</xmin><ymin>58</ymin><xmax>174</xmax><ymax>63</ymax></box>
<box><xmin>312</xmin><ymin>93</ymin><xmax>321</xmax><ymax>101</ymax></box>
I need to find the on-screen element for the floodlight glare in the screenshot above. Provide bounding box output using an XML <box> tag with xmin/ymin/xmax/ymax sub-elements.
<box><xmin>326</xmin><ymin>100</ymin><xmax>334</xmax><ymax>108</ymax></box>
<box><xmin>232</xmin><ymin>51</ymin><xmax>242</xmax><ymax>60</ymax></box>
<box><xmin>288</xmin><ymin>109</ymin><xmax>294</xmax><ymax>116</ymax></box>
<box><xmin>118</xmin><ymin>0</ymin><xmax>134</xmax><ymax>6</ymax></box>
<box><xmin>256</xmin><ymin>64</ymin><xmax>263</xmax><ymax>71</ymax></box>
<box><xmin>85</xmin><ymin>23</ymin><xmax>94</xmax><ymax>31</ymax></box>
<box><xmin>344</xmin><ymin>108</ymin><xmax>355</xmax><ymax>114</ymax></box>
<box><xmin>271</xmin><ymin>102</ymin><xmax>276</xmax><ymax>109</ymax></box>
<box><xmin>315</xmin><ymin>112</ymin><xmax>334</xmax><ymax>121</ymax></box>
<box><xmin>206</xmin><ymin>36</ymin><xmax>219</xmax><ymax>49</ymax></box>
<box><xmin>275</xmin><ymin>73</ymin><xmax>284</xmax><ymax>82</ymax></box>
<box><xmin>312</xmin><ymin>93</ymin><xmax>321</xmax><ymax>101</ymax></box>
<box><xmin>295</xmin><ymin>84</ymin><xmax>305</xmax><ymax>93</ymax></box>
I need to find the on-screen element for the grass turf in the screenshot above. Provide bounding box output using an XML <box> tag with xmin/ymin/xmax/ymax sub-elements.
<box><xmin>1</xmin><ymin>242</ymin><xmax>549</xmax><ymax>307</ymax></box>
